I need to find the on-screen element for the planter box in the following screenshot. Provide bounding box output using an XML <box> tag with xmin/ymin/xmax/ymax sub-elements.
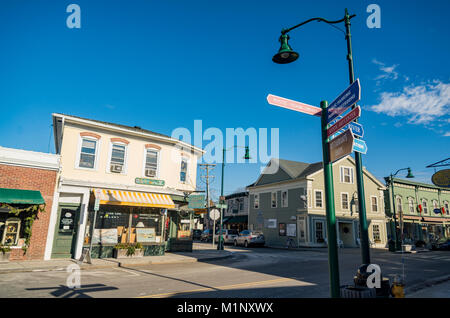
<box><xmin>113</xmin><ymin>248</ymin><xmax>144</xmax><ymax>259</ymax></box>
<box><xmin>0</xmin><ymin>252</ymin><xmax>11</xmax><ymax>263</ymax></box>
<box><xmin>402</xmin><ymin>244</ymin><xmax>413</xmax><ymax>252</ymax></box>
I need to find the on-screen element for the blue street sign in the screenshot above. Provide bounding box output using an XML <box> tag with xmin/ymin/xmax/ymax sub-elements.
<box><xmin>327</xmin><ymin>79</ymin><xmax>361</xmax><ymax>123</ymax></box>
<box><xmin>329</xmin><ymin>114</ymin><xmax>364</xmax><ymax>140</ymax></box>
<box><xmin>352</xmin><ymin>138</ymin><xmax>368</xmax><ymax>154</ymax></box>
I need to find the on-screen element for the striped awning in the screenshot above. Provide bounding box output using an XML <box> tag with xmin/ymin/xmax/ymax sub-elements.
<box><xmin>93</xmin><ymin>189</ymin><xmax>175</xmax><ymax>208</ymax></box>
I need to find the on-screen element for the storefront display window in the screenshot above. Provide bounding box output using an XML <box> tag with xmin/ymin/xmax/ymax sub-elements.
<box><xmin>85</xmin><ymin>205</ymin><xmax>163</xmax><ymax>245</ymax></box>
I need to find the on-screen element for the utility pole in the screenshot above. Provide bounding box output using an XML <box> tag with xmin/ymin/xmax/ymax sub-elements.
<box><xmin>199</xmin><ymin>164</ymin><xmax>216</xmax><ymax>232</ymax></box>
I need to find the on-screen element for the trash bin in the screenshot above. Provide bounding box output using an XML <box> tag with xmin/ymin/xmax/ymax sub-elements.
<box><xmin>340</xmin><ymin>285</ymin><xmax>376</xmax><ymax>298</ymax></box>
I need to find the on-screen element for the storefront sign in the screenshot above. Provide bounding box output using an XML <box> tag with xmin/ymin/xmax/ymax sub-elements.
<box><xmin>135</xmin><ymin>178</ymin><xmax>165</xmax><ymax>186</ymax></box>
<box><xmin>431</xmin><ymin>169</ymin><xmax>450</xmax><ymax>188</ymax></box>
<box><xmin>136</xmin><ymin>228</ymin><xmax>156</xmax><ymax>242</ymax></box>
<box><xmin>188</xmin><ymin>195</ymin><xmax>206</xmax><ymax>209</ymax></box>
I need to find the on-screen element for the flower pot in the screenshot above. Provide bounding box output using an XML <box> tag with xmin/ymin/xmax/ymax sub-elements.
<box><xmin>402</xmin><ymin>244</ymin><xmax>412</xmax><ymax>252</ymax></box>
<box><xmin>0</xmin><ymin>252</ymin><xmax>11</xmax><ymax>263</ymax></box>
<box><xmin>113</xmin><ymin>248</ymin><xmax>144</xmax><ymax>259</ymax></box>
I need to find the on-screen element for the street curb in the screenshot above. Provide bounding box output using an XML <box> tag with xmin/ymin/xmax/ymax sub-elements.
<box><xmin>405</xmin><ymin>274</ymin><xmax>450</xmax><ymax>295</ymax></box>
<box><xmin>0</xmin><ymin>252</ymin><xmax>234</xmax><ymax>274</ymax></box>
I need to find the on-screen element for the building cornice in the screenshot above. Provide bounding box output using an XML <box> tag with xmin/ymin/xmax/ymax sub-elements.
<box><xmin>0</xmin><ymin>147</ymin><xmax>60</xmax><ymax>171</ymax></box>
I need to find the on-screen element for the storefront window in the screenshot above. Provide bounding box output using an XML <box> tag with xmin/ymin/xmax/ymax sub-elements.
<box><xmin>0</xmin><ymin>210</ymin><xmax>29</xmax><ymax>247</ymax></box>
<box><xmin>85</xmin><ymin>205</ymin><xmax>163</xmax><ymax>245</ymax></box>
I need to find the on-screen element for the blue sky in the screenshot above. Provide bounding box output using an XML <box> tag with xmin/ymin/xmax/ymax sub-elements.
<box><xmin>0</xmin><ymin>0</ymin><xmax>449</xmax><ymax>197</ymax></box>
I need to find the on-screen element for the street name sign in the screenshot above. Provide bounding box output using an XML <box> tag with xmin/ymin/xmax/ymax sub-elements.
<box><xmin>327</xmin><ymin>79</ymin><xmax>361</xmax><ymax>123</ymax></box>
<box><xmin>330</xmin><ymin>121</ymin><xmax>364</xmax><ymax>140</ymax></box>
<box><xmin>352</xmin><ymin>138</ymin><xmax>368</xmax><ymax>154</ymax></box>
<box><xmin>216</xmin><ymin>203</ymin><xmax>228</xmax><ymax>209</ymax></box>
<box><xmin>267</xmin><ymin>94</ymin><xmax>321</xmax><ymax>117</ymax></box>
<box><xmin>329</xmin><ymin>129</ymin><xmax>354</xmax><ymax>162</ymax></box>
<box><xmin>94</xmin><ymin>189</ymin><xmax>102</xmax><ymax>211</ymax></box>
<box><xmin>327</xmin><ymin>106</ymin><xmax>361</xmax><ymax>138</ymax></box>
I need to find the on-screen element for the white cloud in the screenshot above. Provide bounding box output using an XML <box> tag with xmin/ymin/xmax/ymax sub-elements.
<box><xmin>370</xmin><ymin>81</ymin><xmax>450</xmax><ymax>124</ymax></box>
<box><xmin>444</xmin><ymin>132</ymin><xmax>450</xmax><ymax>137</ymax></box>
<box><xmin>372</xmin><ymin>59</ymin><xmax>399</xmax><ymax>81</ymax></box>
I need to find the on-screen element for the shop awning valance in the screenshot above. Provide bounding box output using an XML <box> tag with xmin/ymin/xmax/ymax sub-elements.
<box><xmin>93</xmin><ymin>189</ymin><xmax>175</xmax><ymax>209</ymax></box>
<box><xmin>0</xmin><ymin>188</ymin><xmax>45</xmax><ymax>205</ymax></box>
<box><xmin>223</xmin><ymin>215</ymin><xmax>248</xmax><ymax>224</ymax></box>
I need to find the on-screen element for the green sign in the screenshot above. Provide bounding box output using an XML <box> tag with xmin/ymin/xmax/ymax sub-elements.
<box><xmin>135</xmin><ymin>178</ymin><xmax>165</xmax><ymax>186</ymax></box>
<box><xmin>188</xmin><ymin>195</ymin><xmax>206</xmax><ymax>209</ymax></box>
<box><xmin>216</xmin><ymin>203</ymin><xmax>228</xmax><ymax>209</ymax></box>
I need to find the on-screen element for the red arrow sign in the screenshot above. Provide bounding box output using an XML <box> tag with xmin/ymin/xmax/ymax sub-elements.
<box><xmin>327</xmin><ymin>106</ymin><xmax>361</xmax><ymax>137</ymax></box>
<box><xmin>267</xmin><ymin>94</ymin><xmax>321</xmax><ymax>117</ymax></box>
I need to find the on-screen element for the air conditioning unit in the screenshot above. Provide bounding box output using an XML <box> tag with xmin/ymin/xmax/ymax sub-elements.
<box><xmin>110</xmin><ymin>164</ymin><xmax>123</xmax><ymax>173</ymax></box>
<box><xmin>145</xmin><ymin>169</ymin><xmax>156</xmax><ymax>177</ymax></box>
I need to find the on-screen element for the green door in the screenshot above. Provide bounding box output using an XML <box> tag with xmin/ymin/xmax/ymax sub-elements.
<box><xmin>51</xmin><ymin>205</ymin><xmax>80</xmax><ymax>259</ymax></box>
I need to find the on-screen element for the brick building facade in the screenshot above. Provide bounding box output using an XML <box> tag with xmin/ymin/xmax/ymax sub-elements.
<box><xmin>0</xmin><ymin>147</ymin><xmax>59</xmax><ymax>260</ymax></box>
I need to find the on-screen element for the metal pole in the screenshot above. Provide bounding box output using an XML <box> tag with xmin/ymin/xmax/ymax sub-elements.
<box><xmin>390</xmin><ymin>174</ymin><xmax>400</xmax><ymax>249</ymax></box>
<box><xmin>321</xmin><ymin>100</ymin><xmax>340</xmax><ymax>298</ymax></box>
<box><xmin>88</xmin><ymin>209</ymin><xmax>98</xmax><ymax>264</ymax></box>
<box><xmin>344</xmin><ymin>8</ymin><xmax>370</xmax><ymax>265</ymax></box>
<box><xmin>218</xmin><ymin>148</ymin><xmax>225</xmax><ymax>250</ymax></box>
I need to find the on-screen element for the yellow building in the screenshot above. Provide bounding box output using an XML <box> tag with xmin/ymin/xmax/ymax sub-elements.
<box><xmin>45</xmin><ymin>114</ymin><xmax>203</xmax><ymax>259</ymax></box>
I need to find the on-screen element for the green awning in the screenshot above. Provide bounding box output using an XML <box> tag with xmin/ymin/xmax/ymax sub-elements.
<box><xmin>0</xmin><ymin>188</ymin><xmax>45</xmax><ymax>205</ymax></box>
<box><xmin>223</xmin><ymin>215</ymin><xmax>248</xmax><ymax>224</ymax></box>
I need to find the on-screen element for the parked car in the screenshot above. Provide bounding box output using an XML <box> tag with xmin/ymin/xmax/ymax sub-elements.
<box><xmin>214</xmin><ymin>229</ymin><xmax>239</xmax><ymax>244</ymax></box>
<box><xmin>200</xmin><ymin>229</ymin><xmax>214</xmax><ymax>242</ymax></box>
<box><xmin>192</xmin><ymin>229</ymin><xmax>203</xmax><ymax>240</ymax></box>
<box><xmin>234</xmin><ymin>230</ymin><xmax>265</xmax><ymax>247</ymax></box>
<box><xmin>435</xmin><ymin>239</ymin><xmax>450</xmax><ymax>251</ymax></box>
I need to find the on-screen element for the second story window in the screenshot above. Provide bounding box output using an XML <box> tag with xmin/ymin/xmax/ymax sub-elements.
<box><xmin>79</xmin><ymin>138</ymin><xmax>97</xmax><ymax>169</ymax></box>
<box><xmin>341</xmin><ymin>193</ymin><xmax>349</xmax><ymax>210</ymax></box>
<box><xmin>144</xmin><ymin>149</ymin><xmax>159</xmax><ymax>178</ymax></box>
<box><xmin>281</xmin><ymin>190</ymin><xmax>288</xmax><ymax>208</ymax></box>
<box><xmin>340</xmin><ymin>167</ymin><xmax>354</xmax><ymax>184</ymax></box>
<box><xmin>271</xmin><ymin>192</ymin><xmax>277</xmax><ymax>208</ymax></box>
<box><xmin>371</xmin><ymin>196</ymin><xmax>378</xmax><ymax>212</ymax></box>
<box><xmin>254</xmin><ymin>194</ymin><xmax>259</xmax><ymax>209</ymax></box>
<box><xmin>408</xmin><ymin>197</ymin><xmax>415</xmax><ymax>213</ymax></box>
<box><xmin>315</xmin><ymin>190</ymin><xmax>323</xmax><ymax>208</ymax></box>
<box><xmin>422</xmin><ymin>199</ymin><xmax>428</xmax><ymax>214</ymax></box>
<box><xmin>445</xmin><ymin>201</ymin><xmax>449</xmax><ymax>215</ymax></box>
<box><xmin>180</xmin><ymin>158</ymin><xmax>188</xmax><ymax>183</ymax></box>
<box><xmin>396</xmin><ymin>197</ymin><xmax>403</xmax><ymax>213</ymax></box>
<box><xmin>110</xmin><ymin>143</ymin><xmax>126</xmax><ymax>173</ymax></box>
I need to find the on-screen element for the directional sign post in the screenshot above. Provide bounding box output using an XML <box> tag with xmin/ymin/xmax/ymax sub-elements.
<box><xmin>353</xmin><ymin>138</ymin><xmax>368</xmax><ymax>155</ymax></box>
<box><xmin>327</xmin><ymin>79</ymin><xmax>361</xmax><ymax>123</ymax></box>
<box><xmin>327</xmin><ymin>106</ymin><xmax>361</xmax><ymax>138</ymax></box>
<box><xmin>329</xmin><ymin>129</ymin><xmax>355</xmax><ymax>162</ymax></box>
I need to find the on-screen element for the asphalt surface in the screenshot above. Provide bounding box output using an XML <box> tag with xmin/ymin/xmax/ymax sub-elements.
<box><xmin>1</xmin><ymin>245</ymin><xmax>449</xmax><ymax>298</ymax></box>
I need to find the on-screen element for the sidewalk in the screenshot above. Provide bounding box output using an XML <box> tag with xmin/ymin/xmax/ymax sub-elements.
<box><xmin>407</xmin><ymin>276</ymin><xmax>450</xmax><ymax>298</ymax></box>
<box><xmin>0</xmin><ymin>245</ymin><xmax>233</xmax><ymax>274</ymax></box>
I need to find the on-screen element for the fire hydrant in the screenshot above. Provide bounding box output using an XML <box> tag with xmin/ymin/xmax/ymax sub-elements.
<box><xmin>391</xmin><ymin>276</ymin><xmax>405</xmax><ymax>298</ymax></box>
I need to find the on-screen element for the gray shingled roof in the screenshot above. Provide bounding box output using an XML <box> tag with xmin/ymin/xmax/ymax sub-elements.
<box><xmin>278</xmin><ymin>159</ymin><xmax>323</xmax><ymax>180</ymax></box>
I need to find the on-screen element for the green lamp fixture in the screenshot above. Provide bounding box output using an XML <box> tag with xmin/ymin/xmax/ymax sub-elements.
<box><xmin>406</xmin><ymin>168</ymin><xmax>414</xmax><ymax>178</ymax></box>
<box><xmin>244</xmin><ymin>146</ymin><xmax>251</xmax><ymax>160</ymax></box>
<box><xmin>272</xmin><ymin>34</ymin><xmax>299</xmax><ymax>64</ymax></box>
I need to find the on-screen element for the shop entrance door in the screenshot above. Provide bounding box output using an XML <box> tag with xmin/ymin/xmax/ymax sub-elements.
<box><xmin>51</xmin><ymin>205</ymin><xmax>80</xmax><ymax>259</ymax></box>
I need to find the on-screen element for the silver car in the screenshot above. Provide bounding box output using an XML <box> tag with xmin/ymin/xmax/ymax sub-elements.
<box><xmin>234</xmin><ymin>230</ymin><xmax>265</xmax><ymax>247</ymax></box>
<box><xmin>214</xmin><ymin>229</ymin><xmax>239</xmax><ymax>244</ymax></box>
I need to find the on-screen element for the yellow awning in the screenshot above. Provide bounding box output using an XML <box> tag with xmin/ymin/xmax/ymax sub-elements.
<box><xmin>93</xmin><ymin>189</ymin><xmax>175</xmax><ymax>209</ymax></box>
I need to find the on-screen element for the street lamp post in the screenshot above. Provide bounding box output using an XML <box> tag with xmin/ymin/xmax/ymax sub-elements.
<box><xmin>272</xmin><ymin>8</ymin><xmax>372</xmax><ymax>297</ymax></box>
<box><xmin>387</xmin><ymin>168</ymin><xmax>414</xmax><ymax>251</ymax></box>
<box><xmin>217</xmin><ymin>146</ymin><xmax>250</xmax><ymax>250</ymax></box>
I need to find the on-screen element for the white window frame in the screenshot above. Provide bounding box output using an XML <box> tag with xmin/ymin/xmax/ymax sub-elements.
<box><xmin>422</xmin><ymin>199</ymin><xmax>428</xmax><ymax>214</ymax></box>
<box><xmin>75</xmin><ymin>135</ymin><xmax>100</xmax><ymax>171</ymax></box>
<box><xmin>370</xmin><ymin>195</ymin><xmax>378</xmax><ymax>213</ymax></box>
<box><xmin>314</xmin><ymin>190</ymin><xmax>323</xmax><ymax>208</ymax></box>
<box><xmin>281</xmin><ymin>190</ymin><xmax>288</xmax><ymax>208</ymax></box>
<box><xmin>341</xmin><ymin>192</ymin><xmax>349</xmax><ymax>210</ymax></box>
<box><xmin>180</xmin><ymin>156</ymin><xmax>189</xmax><ymax>183</ymax></box>
<box><xmin>444</xmin><ymin>201</ymin><xmax>449</xmax><ymax>215</ymax></box>
<box><xmin>106</xmin><ymin>141</ymin><xmax>128</xmax><ymax>175</ymax></box>
<box><xmin>432</xmin><ymin>200</ymin><xmax>439</xmax><ymax>210</ymax></box>
<box><xmin>142</xmin><ymin>147</ymin><xmax>160</xmax><ymax>179</ymax></box>
<box><xmin>372</xmin><ymin>224</ymin><xmax>381</xmax><ymax>243</ymax></box>
<box><xmin>253</xmin><ymin>194</ymin><xmax>259</xmax><ymax>209</ymax></box>
<box><xmin>271</xmin><ymin>192</ymin><xmax>277</xmax><ymax>208</ymax></box>
<box><xmin>314</xmin><ymin>220</ymin><xmax>325</xmax><ymax>243</ymax></box>
<box><xmin>396</xmin><ymin>196</ymin><xmax>403</xmax><ymax>213</ymax></box>
<box><xmin>340</xmin><ymin>166</ymin><xmax>354</xmax><ymax>184</ymax></box>
<box><xmin>408</xmin><ymin>197</ymin><xmax>415</xmax><ymax>213</ymax></box>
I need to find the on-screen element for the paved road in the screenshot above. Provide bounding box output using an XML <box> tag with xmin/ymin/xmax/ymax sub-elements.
<box><xmin>1</xmin><ymin>245</ymin><xmax>449</xmax><ymax>298</ymax></box>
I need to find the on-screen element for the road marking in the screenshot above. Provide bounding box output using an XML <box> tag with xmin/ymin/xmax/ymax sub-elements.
<box><xmin>113</xmin><ymin>268</ymin><xmax>140</xmax><ymax>276</ymax></box>
<box><xmin>138</xmin><ymin>277</ymin><xmax>298</xmax><ymax>298</ymax></box>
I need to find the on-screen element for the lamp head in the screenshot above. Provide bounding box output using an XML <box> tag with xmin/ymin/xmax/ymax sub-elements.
<box><xmin>243</xmin><ymin>146</ymin><xmax>251</xmax><ymax>160</ymax></box>
<box><xmin>406</xmin><ymin>168</ymin><xmax>414</xmax><ymax>178</ymax></box>
<box><xmin>272</xmin><ymin>34</ymin><xmax>299</xmax><ymax>64</ymax></box>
